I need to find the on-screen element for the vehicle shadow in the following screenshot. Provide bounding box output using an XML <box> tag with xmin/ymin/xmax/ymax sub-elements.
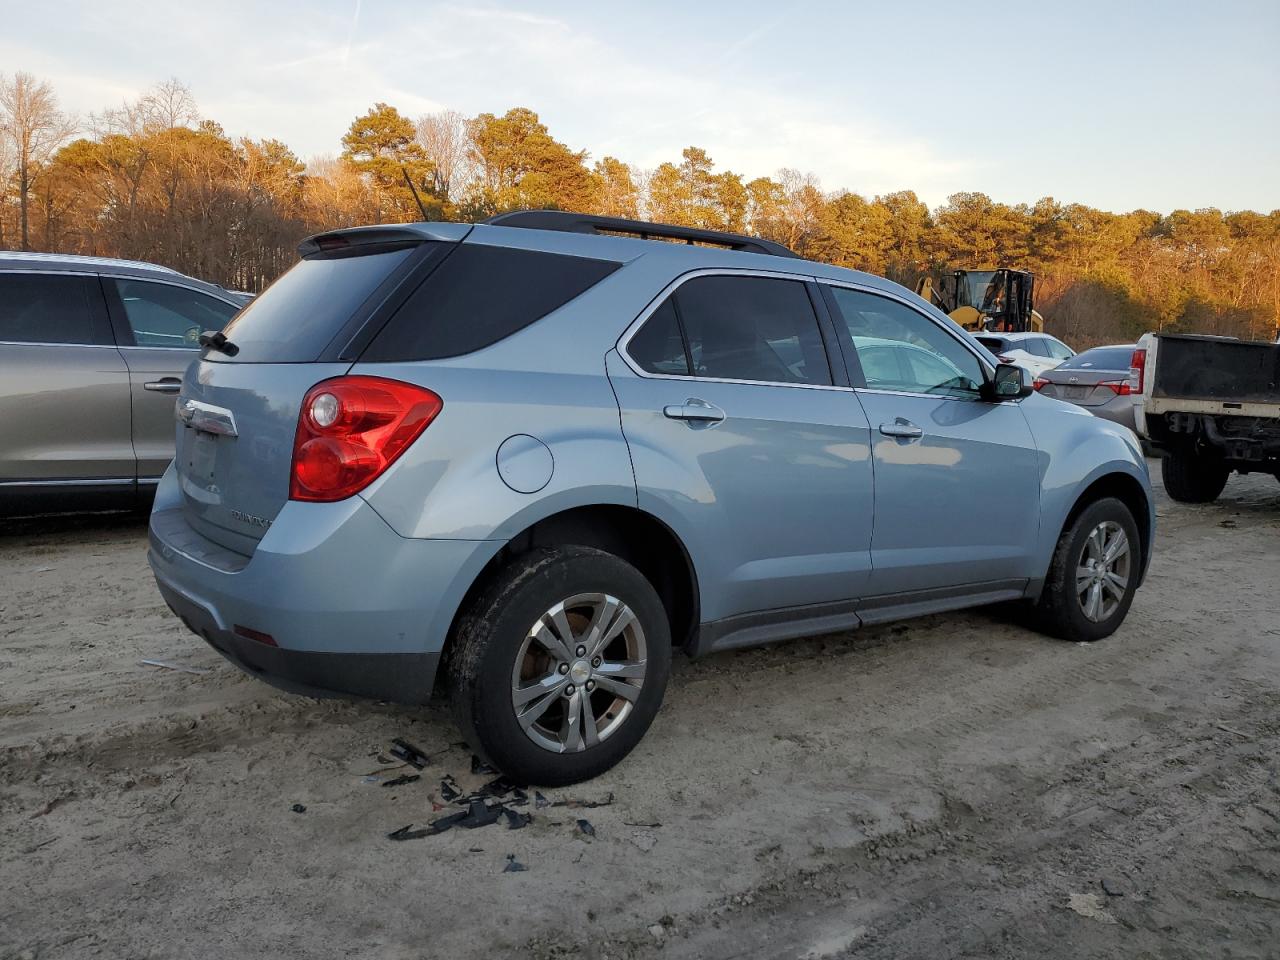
<box><xmin>0</xmin><ymin>509</ymin><xmax>150</xmax><ymax>542</ymax></box>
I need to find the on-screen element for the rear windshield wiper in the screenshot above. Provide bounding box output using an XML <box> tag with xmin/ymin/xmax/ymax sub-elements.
<box><xmin>198</xmin><ymin>330</ymin><xmax>239</xmax><ymax>356</ymax></box>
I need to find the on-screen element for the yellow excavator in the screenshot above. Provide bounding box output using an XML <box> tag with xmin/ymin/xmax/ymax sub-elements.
<box><xmin>915</xmin><ymin>268</ymin><xmax>1045</xmax><ymax>333</ymax></box>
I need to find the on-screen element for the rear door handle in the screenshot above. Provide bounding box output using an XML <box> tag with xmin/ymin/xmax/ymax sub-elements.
<box><xmin>879</xmin><ymin>420</ymin><xmax>924</xmax><ymax>440</ymax></box>
<box><xmin>663</xmin><ymin>398</ymin><xmax>725</xmax><ymax>423</ymax></box>
<box><xmin>144</xmin><ymin>378</ymin><xmax>182</xmax><ymax>394</ymax></box>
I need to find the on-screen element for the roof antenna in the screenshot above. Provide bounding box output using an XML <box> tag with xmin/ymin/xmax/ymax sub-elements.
<box><xmin>401</xmin><ymin>166</ymin><xmax>430</xmax><ymax>221</ymax></box>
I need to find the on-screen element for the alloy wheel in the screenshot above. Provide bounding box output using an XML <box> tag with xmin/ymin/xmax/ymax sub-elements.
<box><xmin>510</xmin><ymin>593</ymin><xmax>648</xmax><ymax>753</ymax></box>
<box><xmin>1076</xmin><ymin>521</ymin><xmax>1131</xmax><ymax>623</ymax></box>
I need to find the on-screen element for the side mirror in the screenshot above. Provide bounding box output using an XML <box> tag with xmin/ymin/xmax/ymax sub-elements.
<box><xmin>981</xmin><ymin>363</ymin><xmax>1033</xmax><ymax>402</ymax></box>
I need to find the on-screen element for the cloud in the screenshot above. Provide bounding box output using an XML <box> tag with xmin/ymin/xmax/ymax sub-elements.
<box><xmin>0</xmin><ymin>0</ymin><xmax>968</xmax><ymax>203</ymax></box>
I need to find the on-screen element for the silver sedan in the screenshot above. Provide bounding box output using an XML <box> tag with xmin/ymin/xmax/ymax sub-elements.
<box><xmin>1034</xmin><ymin>344</ymin><xmax>1138</xmax><ymax>432</ymax></box>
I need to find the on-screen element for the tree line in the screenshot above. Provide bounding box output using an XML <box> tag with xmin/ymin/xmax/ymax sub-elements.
<box><xmin>3</xmin><ymin>72</ymin><xmax>1278</xmax><ymax>346</ymax></box>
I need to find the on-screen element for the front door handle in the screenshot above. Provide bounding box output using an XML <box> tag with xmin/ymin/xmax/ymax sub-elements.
<box><xmin>144</xmin><ymin>378</ymin><xmax>182</xmax><ymax>394</ymax></box>
<box><xmin>663</xmin><ymin>398</ymin><xmax>725</xmax><ymax>423</ymax></box>
<box><xmin>879</xmin><ymin>419</ymin><xmax>924</xmax><ymax>440</ymax></box>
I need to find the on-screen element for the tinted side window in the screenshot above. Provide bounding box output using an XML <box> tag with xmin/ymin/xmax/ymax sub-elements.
<box><xmin>828</xmin><ymin>287</ymin><xmax>984</xmax><ymax>398</ymax></box>
<box><xmin>0</xmin><ymin>273</ymin><xmax>97</xmax><ymax>345</ymax></box>
<box><xmin>364</xmin><ymin>244</ymin><xmax>621</xmax><ymax>361</ymax></box>
<box><xmin>672</xmin><ymin>276</ymin><xmax>831</xmax><ymax>385</ymax></box>
<box><xmin>114</xmin><ymin>279</ymin><xmax>239</xmax><ymax>348</ymax></box>
<box><xmin>1021</xmin><ymin>337</ymin><xmax>1052</xmax><ymax>358</ymax></box>
<box><xmin>628</xmin><ymin>299</ymin><xmax>690</xmax><ymax>376</ymax></box>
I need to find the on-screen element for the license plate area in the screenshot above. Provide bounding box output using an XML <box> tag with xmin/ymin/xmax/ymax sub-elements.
<box><xmin>1065</xmin><ymin>386</ymin><xmax>1090</xmax><ymax>400</ymax></box>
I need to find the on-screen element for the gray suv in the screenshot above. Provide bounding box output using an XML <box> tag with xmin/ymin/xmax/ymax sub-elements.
<box><xmin>0</xmin><ymin>252</ymin><xmax>245</xmax><ymax>516</ymax></box>
<box><xmin>148</xmin><ymin>213</ymin><xmax>1154</xmax><ymax>785</ymax></box>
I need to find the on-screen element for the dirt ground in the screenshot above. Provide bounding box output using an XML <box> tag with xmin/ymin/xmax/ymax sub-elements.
<box><xmin>1</xmin><ymin>464</ymin><xmax>1277</xmax><ymax>960</ymax></box>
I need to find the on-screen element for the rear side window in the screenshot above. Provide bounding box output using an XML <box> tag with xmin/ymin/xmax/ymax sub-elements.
<box><xmin>1045</xmin><ymin>338</ymin><xmax>1075</xmax><ymax>360</ymax></box>
<box><xmin>632</xmin><ymin>275</ymin><xmax>831</xmax><ymax>385</ymax></box>
<box><xmin>214</xmin><ymin>243</ymin><xmax>420</xmax><ymax>362</ymax></box>
<box><xmin>0</xmin><ymin>273</ymin><xmax>98</xmax><ymax>345</ymax></box>
<box><xmin>114</xmin><ymin>279</ymin><xmax>239</xmax><ymax>348</ymax></box>
<box><xmin>628</xmin><ymin>299</ymin><xmax>690</xmax><ymax>375</ymax></box>
<box><xmin>363</xmin><ymin>244</ymin><xmax>621</xmax><ymax>361</ymax></box>
<box><xmin>975</xmin><ymin>336</ymin><xmax>1008</xmax><ymax>355</ymax></box>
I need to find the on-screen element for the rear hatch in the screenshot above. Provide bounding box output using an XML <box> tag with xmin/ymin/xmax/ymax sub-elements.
<box><xmin>1039</xmin><ymin>368</ymin><xmax>1126</xmax><ymax>406</ymax></box>
<box><xmin>173</xmin><ymin>225</ymin><xmax>468</xmax><ymax>555</ymax></box>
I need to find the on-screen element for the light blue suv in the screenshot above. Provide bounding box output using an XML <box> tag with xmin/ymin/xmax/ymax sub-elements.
<box><xmin>149</xmin><ymin>211</ymin><xmax>1154</xmax><ymax>785</ymax></box>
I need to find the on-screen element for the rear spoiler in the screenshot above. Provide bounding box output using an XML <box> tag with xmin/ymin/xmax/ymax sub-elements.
<box><xmin>297</xmin><ymin>223</ymin><xmax>472</xmax><ymax>258</ymax></box>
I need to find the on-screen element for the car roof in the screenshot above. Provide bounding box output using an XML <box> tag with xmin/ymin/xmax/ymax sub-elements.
<box><xmin>322</xmin><ymin>220</ymin><xmax>919</xmax><ymax>301</ymax></box>
<box><xmin>0</xmin><ymin>250</ymin><xmax>182</xmax><ymax>275</ymax></box>
<box><xmin>0</xmin><ymin>250</ymin><xmax>240</xmax><ymax>302</ymax></box>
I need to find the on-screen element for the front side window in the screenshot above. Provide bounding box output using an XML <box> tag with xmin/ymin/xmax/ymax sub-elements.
<box><xmin>0</xmin><ymin>273</ymin><xmax>96</xmax><ymax>345</ymax></box>
<box><xmin>114</xmin><ymin>279</ymin><xmax>239</xmax><ymax>348</ymax></box>
<box><xmin>827</xmin><ymin>287</ymin><xmax>984</xmax><ymax>398</ymax></box>
<box><xmin>627</xmin><ymin>275</ymin><xmax>831</xmax><ymax>386</ymax></box>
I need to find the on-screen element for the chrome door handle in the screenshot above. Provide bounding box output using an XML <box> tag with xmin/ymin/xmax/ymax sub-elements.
<box><xmin>144</xmin><ymin>378</ymin><xmax>182</xmax><ymax>394</ymax></box>
<box><xmin>879</xmin><ymin>420</ymin><xmax>923</xmax><ymax>440</ymax></box>
<box><xmin>663</xmin><ymin>398</ymin><xmax>725</xmax><ymax>423</ymax></box>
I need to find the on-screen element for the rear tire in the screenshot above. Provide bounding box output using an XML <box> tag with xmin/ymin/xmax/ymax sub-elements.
<box><xmin>1032</xmin><ymin>497</ymin><xmax>1142</xmax><ymax>643</ymax></box>
<box><xmin>1161</xmin><ymin>448</ymin><xmax>1229</xmax><ymax>503</ymax></box>
<box><xmin>445</xmin><ymin>545</ymin><xmax>671</xmax><ymax>786</ymax></box>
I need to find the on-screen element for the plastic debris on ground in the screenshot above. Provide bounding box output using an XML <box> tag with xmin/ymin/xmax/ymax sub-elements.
<box><xmin>470</xmin><ymin>755</ymin><xmax>497</xmax><ymax>775</ymax></box>
<box><xmin>381</xmin><ymin>774</ymin><xmax>420</xmax><ymax>789</ymax></box>
<box><xmin>551</xmin><ymin>792</ymin><xmax>614</xmax><ymax>809</ymax></box>
<box><xmin>503</xmin><ymin>854</ymin><xmax>527</xmax><ymax>873</ymax></box>
<box><xmin>576</xmin><ymin>818</ymin><xmax>596</xmax><ymax>838</ymax></box>
<box><xmin>503</xmin><ymin>808</ymin><xmax>532</xmax><ymax>830</ymax></box>
<box><xmin>389</xmin><ymin>738</ymin><xmax>430</xmax><ymax>769</ymax></box>
<box><xmin>139</xmin><ymin>659</ymin><xmax>210</xmax><ymax>675</ymax></box>
<box><xmin>291</xmin><ymin>803</ymin><xmax>306</xmax><ymax>814</ymax></box>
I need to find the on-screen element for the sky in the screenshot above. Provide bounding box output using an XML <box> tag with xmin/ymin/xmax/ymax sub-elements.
<box><xmin>3</xmin><ymin>0</ymin><xmax>1278</xmax><ymax>213</ymax></box>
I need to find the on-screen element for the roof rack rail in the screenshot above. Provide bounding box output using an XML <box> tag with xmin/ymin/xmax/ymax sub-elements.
<box><xmin>483</xmin><ymin>210</ymin><xmax>798</xmax><ymax>259</ymax></box>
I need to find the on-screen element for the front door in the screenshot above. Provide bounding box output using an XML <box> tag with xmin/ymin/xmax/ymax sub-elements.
<box><xmin>609</xmin><ymin>273</ymin><xmax>875</xmax><ymax>624</ymax></box>
<box><xmin>823</xmin><ymin>284</ymin><xmax>1041</xmax><ymax>597</ymax></box>
<box><xmin>102</xmin><ymin>276</ymin><xmax>241</xmax><ymax>481</ymax></box>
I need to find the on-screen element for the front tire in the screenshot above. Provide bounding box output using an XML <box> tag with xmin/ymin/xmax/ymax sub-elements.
<box><xmin>1161</xmin><ymin>448</ymin><xmax>1229</xmax><ymax>503</ymax></box>
<box><xmin>1033</xmin><ymin>497</ymin><xmax>1142</xmax><ymax>642</ymax></box>
<box><xmin>445</xmin><ymin>546</ymin><xmax>671</xmax><ymax>786</ymax></box>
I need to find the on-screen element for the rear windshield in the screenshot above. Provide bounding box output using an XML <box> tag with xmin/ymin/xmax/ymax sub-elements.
<box><xmin>361</xmin><ymin>243</ymin><xmax>620</xmax><ymax>361</ymax></box>
<box><xmin>1056</xmin><ymin>347</ymin><xmax>1134</xmax><ymax>371</ymax></box>
<box><xmin>210</xmin><ymin>243</ymin><xmax>421</xmax><ymax>362</ymax></box>
<box><xmin>975</xmin><ymin>336</ymin><xmax>1008</xmax><ymax>354</ymax></box>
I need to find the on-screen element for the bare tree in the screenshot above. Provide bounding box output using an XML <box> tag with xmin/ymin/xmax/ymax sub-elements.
<box><xmin>415</xmin><ymin>109</ymin><xmax>471</xmax><ymax>200</ymax></box>
<box><xmin>0</xmin><ymin>71</ymin><xmax>77</xmax><ymax>249</ymax></box>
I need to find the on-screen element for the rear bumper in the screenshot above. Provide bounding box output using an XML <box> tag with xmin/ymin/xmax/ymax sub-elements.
<box><xmin>147</xmin><ymin>464</ymin><xmax>501</xmax><ymax>704</ymax></box>
<box><xmin>155</xmin><ymin>574</ymin><xmax>439</xmax><ymax>702</ymax></box>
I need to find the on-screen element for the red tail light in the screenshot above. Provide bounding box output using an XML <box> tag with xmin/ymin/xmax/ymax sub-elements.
<box><xmin>1128</xmin><ymin>348</ymin><xmax>1147</xmax><ymax>395</ymax></box>
<box><xmin>1032</xmin><ymin>376</ymin><xmax>1049</xmax><ymax>391</ymax></box>
<box><xmin>290</xmin><ymin>376</ymin><xmax>442</xmax><ymax>502</ymax></box>
<box><xmin>1099</xmin><ymin>379</ymin><xmax>1132</xmax><ymax>396</ymax></box>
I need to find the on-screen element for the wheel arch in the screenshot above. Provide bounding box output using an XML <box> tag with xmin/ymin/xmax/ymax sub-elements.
<box><xmin>1059</xmin><ymin>470</ymin><xmax>1153</xmax><ymax>587</ymax></box>
<box><xmin>443</xmin><ymin>504</ymin><xmax>701</xmax><ymax>668</ymax></box>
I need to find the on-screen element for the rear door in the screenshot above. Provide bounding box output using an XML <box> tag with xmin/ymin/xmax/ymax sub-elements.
<box><xmin>610</xmin><ymin>272</ymin><xmax>875</xmax><ymax>623</ymax></box>
<box><xmin>0</xmin><ymin>270</ymin><xmax>133</xmax><ymax>490</ymax></box>
<box><xmin>103</xmin><ymin>276</ymin><xmax>241</xmax><ymax>481</ymax></box>
<box><xmin>823</xmin><ymin>284</ymin><xmax>1041</xmax><ymax>598</ymax></box>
